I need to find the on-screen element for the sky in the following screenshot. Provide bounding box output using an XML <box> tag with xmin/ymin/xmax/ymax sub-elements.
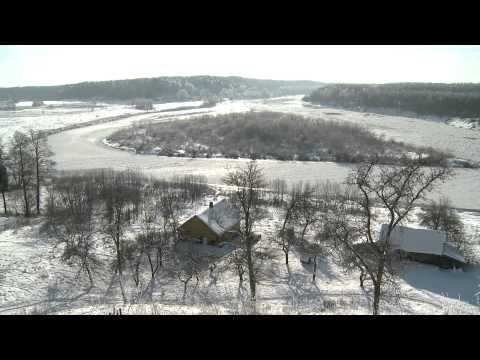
<box><xmin>0</xmin><ymin>45</ymin><xmax>480</xmax><ymax>87</ymax></box>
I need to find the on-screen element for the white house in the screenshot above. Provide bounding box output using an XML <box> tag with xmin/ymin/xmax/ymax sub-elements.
<box><xmin>379</xmin><ymin>224</ymin><xmax>466</xmax><ymax>268</ymax></box>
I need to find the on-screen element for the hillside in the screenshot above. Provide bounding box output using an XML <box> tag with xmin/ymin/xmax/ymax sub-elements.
<box><xmin>304</xmin><ymin>83</ymin><xmax>480</xmax><ymax>119</ymax></box>
<box><xmin>0</xmin><ymin>76</ymin><xmax>323</xmax><ymax>102</ymax></box>
<box><xmin>106</xmin><ymin>111</ymin><xmax>449</xmax><ymax>165</ymax></box>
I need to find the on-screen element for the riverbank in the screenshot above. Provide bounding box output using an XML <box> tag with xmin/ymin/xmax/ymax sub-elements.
<box><xmin>303</xmin><ymin>100</ymin><xmax>480</xmax><ymax>132</ymax></box>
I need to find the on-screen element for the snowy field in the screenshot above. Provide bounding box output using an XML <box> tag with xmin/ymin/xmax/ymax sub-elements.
<box><xmin>0</xmin><ymin>100</ymin><xmax>209</xmax><ymax>144</ymax></box>
<box><xmin>0</xmin><ymin>199</ymin><xmax>479</xmax><ymax>315</ymax></box>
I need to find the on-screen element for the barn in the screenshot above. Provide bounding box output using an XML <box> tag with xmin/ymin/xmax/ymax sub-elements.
<box><xmin>179</xmin><ymin>199</ymin><xmax>240</xmax><ymax>245</ymax></box>
<box><xmin>379</xmin><ymin>224</ymin><xmax>466</xmax><ymax>269</ymax></box>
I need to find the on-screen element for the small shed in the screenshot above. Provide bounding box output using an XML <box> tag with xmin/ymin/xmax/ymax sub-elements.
<box><xmin>379</xmin><ymin>224</ymin><xmax>466</xmax><ymax>268</ymax></box>
<box><xmin>179</xmin><ymin>199</ymin><xmax>240</xmax><ymax>245</ymax></box>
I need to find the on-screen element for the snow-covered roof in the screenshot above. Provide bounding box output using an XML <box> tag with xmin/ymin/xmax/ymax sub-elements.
<box><xmin>379</xmin><ymin>224</ymin><xmax>465</xmax><ymax>263</ymax></box>
<box><xmin>442</xmin><ymin>242</ymin><xmax>466</xmax><ymax>263</ymax></box>
<box><xmin>195</xmin><ymin>199</ymin><xmax>240</xmax><ymax>236</ymax></box>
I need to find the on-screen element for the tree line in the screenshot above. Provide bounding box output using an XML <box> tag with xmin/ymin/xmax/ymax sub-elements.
<box><xmin>219</xmin><ymin>157</ymin><xmax>464</xmax><ymax>315</ymax></box>
<box><xmin>0</xmin><ymin>76</ymin><xmax>322</xmax><ymax>103</ymax></box>
<box><xmin>304</xmin><ymin>83</ymin><xmax>480</xmax><ymax>118</ymax></box>
<box><xmin>0</xmin><ymin>130</ymin><xmax>53</xmax><ymax>217</ymax></box>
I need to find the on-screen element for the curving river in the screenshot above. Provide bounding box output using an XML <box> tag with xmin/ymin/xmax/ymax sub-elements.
<box><xmin>48</xmin><ymin>96</ymin><xmax>480</xmax><ymax>210</ymax></box>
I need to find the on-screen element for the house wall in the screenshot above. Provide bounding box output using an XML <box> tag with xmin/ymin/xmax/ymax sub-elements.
<box><xmin>395</xmin><ymin>250</ymin><xmax>464</xmax><ymax>269</ymax></box>
<box><xmin>221</xmin><ymin>222</ymin><xmax>240</xmax><ymax>242</ymax></box>
<box><xmin>179</xmin><ymin>216</ymin><xmax>220</xmax><ymax>245</ymax></box>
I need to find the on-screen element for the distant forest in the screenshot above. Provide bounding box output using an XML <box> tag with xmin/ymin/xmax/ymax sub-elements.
<box><xmin>304</xmin><ymin>83</ymin><xmax>480</xmax><ymax>118</ymax></box>
<box><xmin>108</xmin><ymin>111</ymin><xmax>448</xmax><ymax>165</ymax></box>
<box><xmin>0</xmin><ymin>76</ymin><xmax>322</xmax><ymax>102</ymax></box>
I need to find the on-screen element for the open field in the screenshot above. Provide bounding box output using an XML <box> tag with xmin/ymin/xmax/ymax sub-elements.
<box><xmin>0</xmin><ymin>100</ymin><xmax>207</xmax><ymax>143</ymax></box>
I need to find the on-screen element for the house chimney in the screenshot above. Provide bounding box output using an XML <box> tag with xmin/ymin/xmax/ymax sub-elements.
<box><xmin>208</xmin><ymin>202</ymin><xmax>213</xmax><ymax>224</ymax></box>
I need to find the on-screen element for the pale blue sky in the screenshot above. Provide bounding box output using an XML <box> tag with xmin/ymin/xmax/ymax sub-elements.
<box><xmin>0</xmin><ymin>45</ymin><xmax>479</xmax><ymax>87</ymax></box>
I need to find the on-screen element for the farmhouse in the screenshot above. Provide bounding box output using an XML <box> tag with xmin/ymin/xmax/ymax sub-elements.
<box><xmin>379</xmin><ymin>224</ymin><xmax>466</xmax><ymax>269</ymax></box>
<box><xmin>179</xmin><ymin>199</ymin><xmax>240</xmax><ymax>245</ymax></box>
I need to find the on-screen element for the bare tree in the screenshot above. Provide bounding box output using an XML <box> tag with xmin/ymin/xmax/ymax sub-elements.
<box><xmin>269</xmin><ymin>178</ymin><xmax>287</xmax><ymax>207</ymax></box>
<box><xmin>296</xmin><ymin>183</ymin><xmax>320</xmax><ymax>243</ymax></box>
<box><xmin>275</xmin><ymin>184</ymin><xmax>301</xmax><ymax>266</ymax></box>
<box><xmin>0</xmin><ymin>139</ymin><xmax>8</xmax><ymax>214</ymax></box>
<box><xmin>8</xmin><ymin>131</ymin><xmax>34</xmax><ymax>217</ymax></box>
<box><xmin>223</xmin><ymin>160</ymin><xmax>266</xmax><ymax>302</ymax></box>
<box><xmin>124</xmin><ymin>241</ymin><xmax>143</xmax><ymax>293</ymax></box>
<box><xmin>28</xmin><ymin>129</ymin><xmax>54</xmax><ymax>215</ymax></box>
<box><xmin>419</xmin><ymin>197</ymin><xmax>465</xmax><ymax>251</ymax></box>
<box><xmin>44</xmin><ymin>174</ymin><xmax>100</xmax><ymax>288</ymax></box>
<box><xmin>157</xmin><ymin>192</ymin><xmax>185</xmax><ymax>242</ymax></box>
<box><xmin>133</xmin><ymin>228</ymin><xmax>170</xmax><ymax>299</ymax></box>
<box><xmin>298</xmin><ymin>231</ymin><xmax>328</xmax><ymax>283</ymax></box>
<box><xmin>331</xmin><ymin>156</ymin><xmax>453</xmax><ymax>315</ymax></box>
<box><xmin>174</xmin><ymin>243</ymin><xmax>203</xmax><ymax>304</ymax></box>
<box><xmin>101</xmin><ymin>170</ymin><xmax>144</xmax><ymax>304</ymax></box>
<box><xmin>224</xmin><ymin>247</ymin><xmax>247</xmax><ymax>288</ymax></box>
<box><xmin>0</xmin><ymin>163</ymin><xmax>8</xmax><ymax>214</ymax></box>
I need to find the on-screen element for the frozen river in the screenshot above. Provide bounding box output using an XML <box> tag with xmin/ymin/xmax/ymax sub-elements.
<box><xmin>48</xmin><ymin>96</ymin><xmax>480</xmax><ymax>210</ymax></box>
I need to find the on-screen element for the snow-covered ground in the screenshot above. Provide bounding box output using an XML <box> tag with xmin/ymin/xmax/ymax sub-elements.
<box><xmin>0</xmin><ymin>100</ymin><xmax>208</xmax><ymax>144</ymax></box>
<box><xmin>1</xmin><ymin>200</ymin><xmax>479</xmax><ymax>315</ymax></box>
<box><xmin>447</xmin><ymin>118</ymin><xmax>480</xmax><ymax>131</ymax></box>
<box><xmin>0</xmin><ymin>104</ymin><xmax>139</xmax><ymax>143</ymax></box>
<box><xmin>268</xmin><ymin>97</ymin><xmax>480</xmax><ymax>163</ymax></box>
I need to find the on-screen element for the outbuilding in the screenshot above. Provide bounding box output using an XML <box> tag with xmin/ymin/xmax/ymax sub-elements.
<box><xmin>379</xmin><ymin>224</ymin><xmax>466</xmax><ymax>269</ymax></box>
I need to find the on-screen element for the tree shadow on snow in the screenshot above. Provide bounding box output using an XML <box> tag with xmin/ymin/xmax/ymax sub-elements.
<box><xmin>298</xmin><ymin>256</ymin><xmax>341</xmax><ymax>282</ymax></box>
<box><xmin>400</xmin><ymin>262</ymin><xmax>480</xmax><ymax>305</ymax></box>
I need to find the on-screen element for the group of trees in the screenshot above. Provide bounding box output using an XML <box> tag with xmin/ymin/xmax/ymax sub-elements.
<box><xmin>108</xmin><ymin>111</ymin><xmax>448</xmax><ymax>165</ymax></box>
<box><xmin>0</xmin><ymin>76</ymin><xmax>322</xmax><ymax>103</ymax></box>
<box><xmin>263</xmin><ymin>156</ymin><xmax>454</xmax><ymax>315</ymax></box>
<box><xmin>0</xmin><ymin>130</ymin><xmax>53</xmax><ymax>217</ymax></box>
<box><xmin>419</xmin><ymin>197</ymin><xmax>467</xmax><ymax>253</ymax></box>
<box><xmin>304</xmin><ymin>83</ymin><xmax>480</xmax><ymax>118</ymax></box>
<box><xmin>211</xmin><ymin>157</ymin><xmax>458</xmax><ymax>315</ymax></box>
<box><xmin>222</xmin><ymin>161</ymin><xmax>274</xmax><ymax>304</ymax></box>
<box><xmin>43</xmin><ymin>169</ymin><xmax>212</xmax><ymax>302</ymax></box>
